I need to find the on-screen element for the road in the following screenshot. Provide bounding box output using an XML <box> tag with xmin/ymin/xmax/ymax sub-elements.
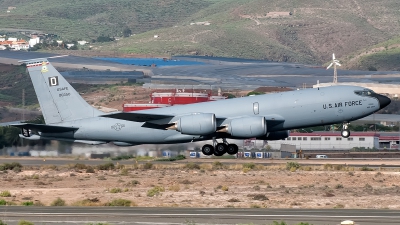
<box><xmin>0</xmin><ymin>207</ymin><xmax>399</xmax><ymax>225</ymax></box>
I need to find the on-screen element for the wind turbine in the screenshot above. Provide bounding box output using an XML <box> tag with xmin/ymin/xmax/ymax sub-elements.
<box><xmin>326</xmin><ymin>53</ymin><xmax>341</xmax><ymax>84</ymax></box>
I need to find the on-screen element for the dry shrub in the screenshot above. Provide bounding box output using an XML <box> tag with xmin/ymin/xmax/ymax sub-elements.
<box><xmin>212</xmin><ymin>161</ymin><xmax>224</xmax><ymax>170</ymax></box>
<box><xmin>97</xmin><ymin>163</ymin><xmax>115</xmax><ymax>170</ymax></box>
<box><xmin>180</xmin><ymin>179</ymin><xmax>193</xmax><ymax>185</ymax></box>
<box><xmin>110</xmin><ymin>188</ymin><xmax>122</xmax><ymax>193</ymax></box>
<box><xmin>72</xmin><ymin>198</ymin><xmax>101</xmax><ymax>206</ymax></box>
<box><xmin>168</xmin><ymin>184</ymin><xmax>180</xmax><ymax>192</ymax></box>
<box><xmin>324</xmin><ymin>192</ymin><xmax>335</xmax><ymax>197</ymax></box>
<box><xmin>86</xmin><ymin>166</ymin><xmax>95</xmax><ymax>173</ymax></box>
<box><xmin>147</xmin><ymin>186</ymin><xmax>165</xmax><ymax>197</ymax></box>
<box><xmin>221</xmin><ymin>186</ymin><xmax>229</xmax><ymax>191</ymax></box>
<box><xmin>105</xmin><ymin>198</ymin><xmax>134</xmax><ymax>206</ymax></box>
<box><xmin>199</xmin><ymin>163</ymin><xmax>213</xmax><ymax>170</ymax></box>
<box><xmin>120</xmin><ymin>168</ymin><xmax>129</xmax><ymax>176</ymax></box>
<box><xmin>184</xmin><ymin>163</ymin><xmax>200</xmax><ymax>170</ymax></box>
<box><xmin>142</xmin><ymin>162</ymin><xmax>153</xmax><ymax>170</ymax></box>
<box><xmin>227</xmin><ymin>198</ymin><xmax>240</xmax><ymax>202</ymax></box>
<box><xmin>41</xmin><ymin>165</ymin><xmax>58</xmax><ymax>171</ymax></box>
<box><xmin>51</xmin><ymin>197</ymin><xmax>66</xmax><ymax>206</ymax></box>
<box><xmin>323</xmin><ymin>164</ymin><xmax>333</xmax><ymax>170</ymax></box>
<box><xmin>249</xmin><ymin>194</ymin><xmax>268</xmax><ymax>201</ymax></box>
<box><xmin>226</xmin><ymin>164</ymin><xmax>242</xmax><ymax>170</ymax></box>
<box><xmin>0</xmin><ymin>191</ymin><xmax>11</xmax><ymax>197</ymax></box>
<box><xmin>74</xmin><ymin>163</ymin><xmax>87</xmax><ymax>170</ymax></box>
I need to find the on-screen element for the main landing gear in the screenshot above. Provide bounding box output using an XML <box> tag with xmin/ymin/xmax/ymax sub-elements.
<box><xmin>341</xmin><ymin>122</ymin><xmax>350</xmax><ymax>138</ymax></box>
<box><xmin>201</xmin><ymin>138</ymin><xmax>239</xmax><ymax>156</ymax></box>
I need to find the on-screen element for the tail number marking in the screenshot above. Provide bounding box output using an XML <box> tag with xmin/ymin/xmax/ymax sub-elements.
<box><xmin>48</xmin><ymin>76</ymin><xmax>59</xmax><ymax>86</ymax></box>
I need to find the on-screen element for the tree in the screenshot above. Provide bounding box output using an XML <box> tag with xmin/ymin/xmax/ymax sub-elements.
<box><xmin>4</xmin><ymin>126</ymin><xmax>20</xmax><ymax>146</ymax></box>
<box><xmin>123</xmin><ymin>27</ymin><xmax>132</xmax><ymax>37</ymax></box>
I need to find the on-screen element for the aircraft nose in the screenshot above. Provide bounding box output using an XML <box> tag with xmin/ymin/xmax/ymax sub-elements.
<box><xmin>376</xmin><ymin>94</ymin><xmax>391</xmax><ymax>109</ymax></box>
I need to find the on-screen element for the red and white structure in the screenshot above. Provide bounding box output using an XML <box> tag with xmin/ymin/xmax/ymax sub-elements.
<box><xmin>123</xmin><ymin>89</ymin><xmax>227</xmax><ymax>112</ymax></box>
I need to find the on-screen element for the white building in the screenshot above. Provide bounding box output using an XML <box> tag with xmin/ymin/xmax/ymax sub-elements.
<box><xmin>78</xmin><ymin>40</ymin><xmax>87</xmax><ymax>45</ymax></box>
<box><xmin>267</xmin><ymin>132</ymin><xmax>379</xmax><ymax>150</ymax></box>
<box><xmin>29</xmin><ymin>37</ymin><xmax>40</xmax><ymax>47</ymax></box>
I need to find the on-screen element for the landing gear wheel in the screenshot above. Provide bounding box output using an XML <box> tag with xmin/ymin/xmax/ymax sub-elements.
<box><xmin>215</xmin><ymin>143</ymin><xmax>227</xmax><ymax>155</ymax></box>
<box><xmin>202</xmin><ymin>144</ymin><xmax>214</xmax><ymax>156</ymax></box>
<box><xmin>341</xmin><ymin>122</ymin><xmax>350</xmax><ymax>138</ymax></box>
<box><xmin>341</xmin><ymin>129</ymin><xmax>350</xmax><ymax>138</ymax></box>
<box><xmin>227</xmin><ymin>144</ymin><xmax>239</xmax><ymax>155</ymax></box>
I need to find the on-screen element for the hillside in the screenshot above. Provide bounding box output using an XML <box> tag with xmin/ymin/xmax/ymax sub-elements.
<box><xmin>102</xmin><ymin>0</ymin><xmax>400</xmax><ymax>67</ymax></box>
<box><xmin>0</xmin><ymin>0</ymin><xmax>400</xmax><ymax>69</ymax></box>
<box><xmin>0</xmin><ymin>0</ymin><xmax>211</xmax><ymax>40</ymax></box>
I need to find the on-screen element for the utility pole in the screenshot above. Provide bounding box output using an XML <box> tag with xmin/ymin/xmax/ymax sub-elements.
<box><xmin>22</xmin><ymin>89</ymin><xmax>25</xmax><ymax>121</ymax></box>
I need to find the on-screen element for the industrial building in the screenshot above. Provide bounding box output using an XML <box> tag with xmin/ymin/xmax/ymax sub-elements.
<box><xmin>267</xmin><ymin>132</ymin><xmax>400</xmax><ymax>151</ymax></box>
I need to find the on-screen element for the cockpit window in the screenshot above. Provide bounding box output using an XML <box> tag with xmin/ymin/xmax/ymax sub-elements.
<box><xmin>354</xmin><ymin>89</ymin><xmax>374</xmax><ymax>96</ymax></box>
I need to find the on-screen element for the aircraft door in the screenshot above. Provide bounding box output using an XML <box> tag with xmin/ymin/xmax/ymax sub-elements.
<box><xmin>253</xmin><ymin>102</ymin><xmax>259</xmax><ymax>115</ymax></box>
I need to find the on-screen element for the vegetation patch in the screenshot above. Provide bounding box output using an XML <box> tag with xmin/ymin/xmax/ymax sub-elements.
<box><xmin>286</xmin><ymin>162</ymin><xmax>300</xmax><ymax>171</ymax></box>
<box><xmin>51</xmin><ymin>197</ymin><xmax>66</xmax><ymax>206</ymax></box>
<box><xmin>0</xmin><ymin>191</ymin><xmax>11</xmax><ymax>197</ymax></box>
<box><xmin>155</xmin><ymin>155</ymin><xmax>186</xmax><ymax>161</ymax></box>
<box><xmin>112</xmin><ymin>155</ymin><xmax>135</xmax><ymax>160</ymax></box>
<box><xmin>184</xmin><ymin>163</ymin><xmax>200</xmax><ymax>170</ymax></box>
<box><xmin>0</xmin><ymin>162</ymin><xmax>22</xmax><ymax>171</ymax></box>
<box><xmin>147</xmin><ymin>186</ymin><xmax>165</xmax><ymax>197</ymax></box>
<box><xmin>105</xmin><ymin>198</ymin><xmax>133</xmax><ymax>207</ymax></box>
<box><xmin>21</xmin><ymin>201</ymin><xmax>34</xmax><ymax>206</ymax></box>
<box><xmin>97</xmin><ymin>163</ymin><xmax>115</xmax><ymax>170</ymax></box>
<box><xmin>18</xmin><ymin>220</ymin><xmax>34</xmax><ymax>225</ymax></box>
<box><xmin>109</xmin><ymin>188</ymin><xmax>122</xmax><ymax>193</ymax></box>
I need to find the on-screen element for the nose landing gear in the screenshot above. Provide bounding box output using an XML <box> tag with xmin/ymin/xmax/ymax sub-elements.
<box><xmin>341</xmin><ymin>122</ymin><xmax>350</xmax><ymax>138</ymax></box>
<box><xmin>201</xmin><ymin>138</ymin><xmax>239</xmax><ymax>156</ymax></box>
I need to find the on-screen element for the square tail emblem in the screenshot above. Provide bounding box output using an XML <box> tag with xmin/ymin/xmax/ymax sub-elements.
<box><xmin>48</xmin><ymin>76</ymin><xmax>59</xmax><ymax>86</ymax></box>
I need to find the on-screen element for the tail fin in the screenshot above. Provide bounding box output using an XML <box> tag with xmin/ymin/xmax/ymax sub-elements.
<box><xmin>21</xmin><ymin>58</ymin><xmax>104</xmax><ymax>124</ymax></box>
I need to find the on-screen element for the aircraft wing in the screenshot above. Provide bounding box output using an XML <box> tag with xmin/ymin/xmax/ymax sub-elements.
<box><xmin>10</xmin><ymin>123</ymin><xmax>78</xmax><ymax>133</ymax></box>
<box><xmin>101</xmin><ymin>112</ymin><xmax>175</xmax><ymax>124</ymax></box>
<box><xmin>101</xmin><ymin>112</ymin><xmax>285</xmax><ymax>125</ymax></box>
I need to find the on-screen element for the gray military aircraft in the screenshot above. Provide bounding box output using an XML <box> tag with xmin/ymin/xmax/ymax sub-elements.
<box><xmin>12</xmin><ymin>58</ymin><xmax>391</xmax><ymax>156</ymax></box>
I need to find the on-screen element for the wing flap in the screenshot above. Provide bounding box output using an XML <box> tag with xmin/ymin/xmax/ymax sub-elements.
<box><xmin>11</xmin><ymin>123</ymin><xmax>78</xmax><ymax>133</ymax></box>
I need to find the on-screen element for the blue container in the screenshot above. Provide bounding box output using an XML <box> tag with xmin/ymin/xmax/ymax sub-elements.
<box><xmin>162</xmin><ymin>151</ymin><xmax>171</xmax><ymax>157</ymax></box>
<box><xmin>189</xmin><ymin>151</ymin><xmax>198</xmax><ymax>158</ymax></box>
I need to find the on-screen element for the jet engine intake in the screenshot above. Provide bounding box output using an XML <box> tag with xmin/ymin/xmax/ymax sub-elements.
<box><xmin>257</xmin><ymin>130</ymin><xmax>290</xmax><ymax>140</ymax></box>
<box><xmin>175</xmin><ymin>113</ymin><xmax>216</xmax><ymax>135</ymax></box>
<box><xmin>226</xmin><ymin>116</ymin><xmax>267</xmax><ymax>138</ymax></box>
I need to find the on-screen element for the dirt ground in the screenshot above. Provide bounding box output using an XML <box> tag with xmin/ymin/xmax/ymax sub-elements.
<box><xmin>1</xmin><ymin>161</ymin><xmax>400</xmax><ymax>209</ymax></box>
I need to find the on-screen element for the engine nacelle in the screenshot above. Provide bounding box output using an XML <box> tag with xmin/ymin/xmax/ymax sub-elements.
<box><xmin>227</xmin><ymin>116</ymin><xmax>267</xmax><ymax>138</ymax></box>
<box><xmin>257</xmin><ymin>130</ymin><xmax>290</xmax><ymax>140</ymax></box>
<box><xmin>176</xmin><ymin>113</ymin><xmax>216</xmax><ymax>135</ymax></box>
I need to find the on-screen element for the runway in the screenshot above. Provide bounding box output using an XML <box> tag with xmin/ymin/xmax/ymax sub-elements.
<box><xmin>0</xmin><ymin>158</ymin><xmax>400</xmax><ymax>168</ymax></box>
<box><xmin>0</xmin><ymin>207</ymin><xmax>399</xmax><ymax>225</ymax></box>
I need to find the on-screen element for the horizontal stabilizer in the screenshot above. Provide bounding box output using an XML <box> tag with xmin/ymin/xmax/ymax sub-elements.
<box><xmin>19</xmin><ymin>134</ymin><xmax>106</xmax><ymax>145</ymax></box>
<box><xmin>11</xmin><ymin>123</ymin><xmax>78</xmax><ymax>133</ymax></box>
<box><xmin>101</xmin><ymin>112</ymin><xmax>174</xmax><ymax>123</ymax></box>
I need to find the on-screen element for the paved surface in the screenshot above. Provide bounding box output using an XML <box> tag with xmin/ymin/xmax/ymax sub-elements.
<box><xmin>0</xmin><ymin>206</ymin><xmax>399</xmax><ymax>225</ymax></box>
<box><xmin>0</xmin><ymin>157</ymin><xmax>399</xmax><ymax>167</ymax></box>
<box><xmin>1</xmin><ymin>51</ymin><xmax>399</xmax><ymax>89</ymax></box>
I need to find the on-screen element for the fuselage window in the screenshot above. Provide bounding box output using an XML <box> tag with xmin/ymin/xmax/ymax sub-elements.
<box><xmin>354</xmin><ymin>90</ymin><xmax>374</xmax><ymax>96</ymax></box>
